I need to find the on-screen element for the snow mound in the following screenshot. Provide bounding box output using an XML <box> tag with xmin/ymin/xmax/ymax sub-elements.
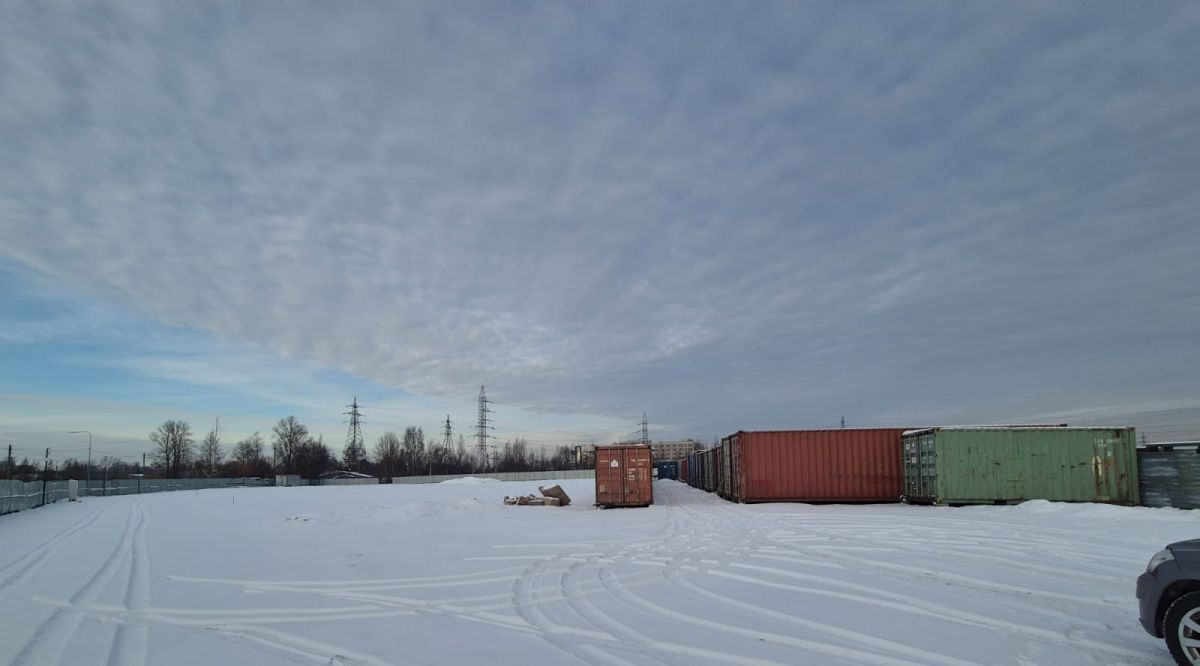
<box><xmin>1011</xmin><ymin>499</ymin><xmax>1139</xmax><ymax>519</ymax></box>
<box><xmin>438</xmin><ymin>476</ymin><xmax>497</xmax><ymax>485</ymax></box>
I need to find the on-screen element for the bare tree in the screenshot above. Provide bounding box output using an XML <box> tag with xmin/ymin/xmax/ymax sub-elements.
<box><xmin>272</xmin><ymin>416</ymin><xmax>308</xmax><ymax>474</ymax></box>
<box><xmin>231</xmin><ymin>433</ymin><xmax>269</xmax><ymax>477</ymax></box>
<box><xmin>294</xmin><ymin>436</ymin><xmax>337</xmax><ymax>479</ymax></box>
<box><xmin>373</xmin><ymin>431</ymin><xmax>401</xmax><ymax>480</ymax></box>
<box><xmin>401</xmin><ymin>426</ymin><xmax>425</xmax><ymax>476</ymax></box>
<box><xmin>199</xmin><ymin>420</ymin><xmax>223</xmax><ymax>477</ymax></box>
<box><xmin>150</xmin><ymin>420</ymin><xmax>194</xmax><ymax>478</ymax></box>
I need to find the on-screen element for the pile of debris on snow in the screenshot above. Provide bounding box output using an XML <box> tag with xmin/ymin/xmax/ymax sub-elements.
<box><xmin>504</xmin><ymin>484</ymin><xmax>572</xmax><ymax>507</ymax></box>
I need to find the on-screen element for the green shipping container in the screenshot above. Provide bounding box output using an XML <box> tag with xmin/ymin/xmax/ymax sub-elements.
<box><xmin>902</xmin><ymin>427</ymin><xmax>1139</xmax><ymax>505</ymax></box>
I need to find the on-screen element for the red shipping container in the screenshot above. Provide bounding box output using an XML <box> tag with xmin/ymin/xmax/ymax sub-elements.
<box><xmin>678</xmin><ymin>458</ymin><xmax>689</xmax><ymax>483</ymax></box>
<box><xmin>726</xmin><ymin>429</ymin><xmax>907</xmax><ymax>503</ymax></box>
<box><xmin>594</xmin><ymin>445</ymin><xmax>654</xmax><ymax>507</ymax></box>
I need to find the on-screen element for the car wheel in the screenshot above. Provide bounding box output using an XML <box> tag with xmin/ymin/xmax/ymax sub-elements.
<box><xmin>1166</xmin><ymin>591</ymin><xmax>1200</xmax><ymax>665</ymax></box>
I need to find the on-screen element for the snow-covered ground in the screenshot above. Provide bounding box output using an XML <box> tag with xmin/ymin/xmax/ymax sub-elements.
<box><xmin>0</xmin><ymin>478</ymin><xmax>1194</xmax><ymax>665</ymax></box>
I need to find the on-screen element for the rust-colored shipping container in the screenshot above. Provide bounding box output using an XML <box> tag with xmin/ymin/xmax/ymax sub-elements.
<box><xmin>726</xmin><ymin>429</ymin><xmax>907</xmax><ymax>503</ymax></box>
<box><xmin>678</xmin><ymin>457</ymin><xmax>688</xmax><ymax>483</ymax></box>
<box><xmin>594</xmin><ymin>445</ymin><xmax>654</xmax><ymax>507</ymax></box>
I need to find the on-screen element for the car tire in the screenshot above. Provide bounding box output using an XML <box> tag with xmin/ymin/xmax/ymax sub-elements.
<box><xmin>1166</xmin><ymin>591</ymin><xmax>1200</xmax><ymax>666</ymax></box>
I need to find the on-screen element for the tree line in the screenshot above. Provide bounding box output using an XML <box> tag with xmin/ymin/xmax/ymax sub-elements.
<box><xmin>0</xmin><ymin>417</ymin><xmax>592</xmax><ymax>482</ymax></box>
<box><xmin>138</xmin><ymin>416</ymin><xmax>589</xmax><ymax>479</ymax></box>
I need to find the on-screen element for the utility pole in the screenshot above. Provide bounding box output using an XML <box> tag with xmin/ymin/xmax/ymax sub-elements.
<box><xmin>476</xmin><ymin>386</ymin><xmax>493</xmax><ymax>471</ymax></box>
<box><xmin>5</xmin><ymin>444</ymin><xmax>11</xmax><ymax>480</ymax></box>
<box><xmin>41</xmin><ymin>448</ymin><xmax>49</xmax><ymax>507</ymax></box>
<box><xmin>343</xmin><ymin>397</ymin><xmax>365</xmax><ymax>472</ymax></box>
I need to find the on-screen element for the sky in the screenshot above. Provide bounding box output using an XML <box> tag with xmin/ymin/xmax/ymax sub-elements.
<box><xmin>2</xmin><ymin>2</ymin><xmax>1199</xmax><ymax>464</ymax></box>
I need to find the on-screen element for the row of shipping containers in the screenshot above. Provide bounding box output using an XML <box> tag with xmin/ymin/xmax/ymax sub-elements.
<box><xmin>679</xmin><ymin>426</ymin><xmax>1154</xmax><ymax>506</ymax></box>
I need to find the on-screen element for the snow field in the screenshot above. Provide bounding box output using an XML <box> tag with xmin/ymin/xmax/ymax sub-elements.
<box><xmin>0</xmin><ymin>478</ymin><xmax>1193</xmax><ymax>665</ymax></box>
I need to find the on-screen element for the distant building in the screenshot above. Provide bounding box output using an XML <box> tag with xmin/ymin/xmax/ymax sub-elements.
<box><xmin>651</xmin><ymin>439</ymin><xmax>701</xmax><ymax>462</ymax></box>
<box><xmin>316</xmin><ymin>470</ymin><xmax>378</xmax><ymax>486</ymax></box>
<box><xmin>573</xmin><ymin>445</ymin><xmax>595</xmax><ymax>468</ymax></box>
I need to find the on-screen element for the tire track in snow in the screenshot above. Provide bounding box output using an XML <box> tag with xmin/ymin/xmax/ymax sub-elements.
<box><xmin>209</xmin><ymin>624</ymin><xmax>406</xmax><ymax>666</ymax></box>
<box><xmin>596</xmin><ymin>562</ymin><xmax>923</xmax><ymax>666</ymax></box>
<box><xmin>108</xmin><ymin>501</ymin><xmax>151</xmax><ymax>666</ymax></box>
<box><xmin>0</xmin><ymin>504</ymin><xmax>113</xmax><ymax>605</ymax></box>
<box><xmin>11</xmin><ymin>499</ymin><xmax>143</xmax><ymax>666</ymax></box>
<box><xmin>709</xmin><ymin>501</ymin><xmax>1115</xmax><ymax>606</ymax></box>
<box><xmin>724</xmin><ymin>549</ymin><xmax>1160</xmax><ymax>661</ymax></box>
<box><xmin>168</xmin><ymin>564</ymin><xmax>529</xmax><ymax>588</ymax></box>
<box><xmin>752</xmin><ymin>512</ymin><xmax>1118</xmax><ymax>608</ymax></box>
<box><xmin>557</xmin><ymin>558</ymin><xmax>674</xmax><ymax>666</ymax></box>
<box><xmin>600</xmin><ymin>491</ymin><xmax>902</xmax><ymax>665</ymax></box>
<box><xmin>658</xmin><ymin>485</ymin><xmax>1163</xmax><ymax>663</ymax></box>
<box><xmin>766</xmin><ymin>518</ymin><xmax>1134</xmax><ymax>580</ymax></box>
<box><xmin>659</xmin><ymin>567</ymin><xmax>983</xmax><ymax>666</ymax></box>
<box><xmin>509</xmin><ymin>554</ymin><xmax>616</xmax><ymax>665</ymax></box>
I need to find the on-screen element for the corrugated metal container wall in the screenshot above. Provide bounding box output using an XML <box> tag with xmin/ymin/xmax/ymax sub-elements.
<box><xmin>727</xmin><ymin>429</ymin><xmax>906</xmax><ymax>503</ymax></box>
<box><xmin>678</xmin><ymin>458</ymin><xmax>689</xmax><ymax>484</ymax></box>
<box><xmin>713</xmin><ymin>444</ymin><xmax>724</xmax><ymax>495</ymax></box>
<box><xmin>704</xmin><ymin>448</ymin><xmax>717</xmax><ymax>492</ymax></box>
<box><xmin>1138</xmin><ymin>444</ymin><xmax>1200</xmax><ymax>509</ymax></box>
<box><xmin>718</xmin><ymin>439</ymin><xmax>733</xmax><ymax>499</ymax></box>
<box><xmin>902</xmin><ymin>427</ymin><xmax>1139</xmax><ymax>505</ymax></box>
<box><xmin>594</xmin><ymin>445</ymin><xmax>654</xmax><ymax>507</ymax></box>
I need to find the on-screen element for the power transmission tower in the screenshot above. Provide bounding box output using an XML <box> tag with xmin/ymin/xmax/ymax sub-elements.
<box><xmin>841</xmin><ymin>415</ymin><xmax>845</xmax><ymax>429</ymax></box>
<box><xmin>476</xmin><ymin>386</ymin><xmax>494</xmax><ymax>470</ymax></box>
<box><xmin>639</xmin><ymin>412</ymin><xmax>650</xmax><ymax>446</ymax></box>
<box><xmin>343</xmin><ymin>396</ymin><xmax>366</xmax><ymax>472</ymax></box>
<box><xmin>442</xmin><ymin>415</ymin><xmax>454</xmax><ymax>450</ymax></box>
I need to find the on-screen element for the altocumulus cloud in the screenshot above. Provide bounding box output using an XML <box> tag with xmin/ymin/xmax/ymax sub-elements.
<box><xmin>2</xmin><ymin>2</ymin><xmax>1199</xmax><ymax>434</ymax></box>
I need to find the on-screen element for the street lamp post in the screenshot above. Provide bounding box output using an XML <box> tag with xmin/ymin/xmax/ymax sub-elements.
<box><xmin>68</xmin><ymin>430</ymin><xmax>92</xmax><ymax>498</ymax></box>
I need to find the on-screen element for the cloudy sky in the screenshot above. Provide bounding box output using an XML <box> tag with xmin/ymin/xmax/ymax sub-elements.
<box><xmin>2</xmin><ymin>2</ymin><xmax>1199</xmax><ymax>463</ymax></box>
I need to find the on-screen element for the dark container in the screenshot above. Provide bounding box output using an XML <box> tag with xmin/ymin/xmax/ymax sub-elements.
<box><xmin>655</xmin><ymin>460</ymin><xmax>679</xmax><ymax>481</ymax></box>
<box><xmin>678</xmin><ymin>458</ymin><xmax>689</xmax><ymax>483</ymax></box>
<box><xmin>724</xmin><ymin>429</ymin><xmax>908</xmax><ymax>503</ymax></box>
<box><xmin>594</xmin><ymin>445</ymin><xmax>654</xmax><ymax>507</ymax></box>
<box><xmin>1138</xmin><ymin>443</ymin><xmax>1200</xmax><ymax>509</ymax></box>
<box><xmin>903</xmin><ymin>427</ymin><xmax>1139</xmax><ymax>505</ymax></box>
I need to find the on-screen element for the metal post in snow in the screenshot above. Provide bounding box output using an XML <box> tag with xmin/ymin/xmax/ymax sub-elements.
<box><xmin>41</xmin><ymin>448</ymin><xmax>49</xmax><ymax>507</ymax></box>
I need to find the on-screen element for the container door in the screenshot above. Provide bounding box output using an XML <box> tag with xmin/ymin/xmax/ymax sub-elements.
<box><xmin>919</xmin><ymin>433</ymin><xmax>937</xmax><ymax>500</ymax></box>
<box><xmin>1092</xmin><ymin>434</ymin><xmax>1116</xmax><ymax>503</ymax></box>
<box><xmin>904</xmin><ymin>432</ymin><xmax>936</xmax><ymax>500</ymax></box>
<box><xmin>903</xmin><ymin>437</ymin><xmax>918</xmax><ymax>498</ymax></box>
<box><xmin>623</xmin><ymin>449</ymin><xmax>633</xmax><ymax>501</ymax></box>
<box><xmin>596</xmin><ymin>449</ymin><xmax>623</xmax><ymax>505</ymax></box>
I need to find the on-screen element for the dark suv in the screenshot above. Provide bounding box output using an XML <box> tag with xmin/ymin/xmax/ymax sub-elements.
<box><xmin>1139</xmin><ymin>539</ymin><xmax>1200</xmax><ymax>665</ymax></box>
